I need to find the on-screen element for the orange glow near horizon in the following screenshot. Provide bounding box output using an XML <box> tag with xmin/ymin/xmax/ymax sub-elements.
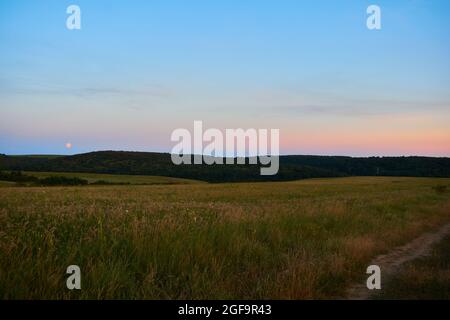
<box><xmin>280</xmin><ymin>114</ymin><xmax>450</xmax><ymax>156</ymax></box>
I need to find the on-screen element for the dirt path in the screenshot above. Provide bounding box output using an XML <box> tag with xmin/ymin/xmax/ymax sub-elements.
<box><xmin>345</xmin><ymin>223</ymin><xmax>450</xmax><ymax>300</ymax></box>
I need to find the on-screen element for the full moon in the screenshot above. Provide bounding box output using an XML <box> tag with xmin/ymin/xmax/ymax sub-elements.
<box><xmin>65</xmin><ymin>142</ymin><xmax>72</xmax><ymax>149</ymax></box>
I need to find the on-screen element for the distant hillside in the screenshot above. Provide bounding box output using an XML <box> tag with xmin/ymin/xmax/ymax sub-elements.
<box><xmin>1</xmin><ymin>151</ymin><xmax>449</xmax><ymax>183</ymax></box>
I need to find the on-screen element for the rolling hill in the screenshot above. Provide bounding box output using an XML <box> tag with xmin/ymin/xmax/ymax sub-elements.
<box><xmin>1</xmin><ymin>151</ymin><xmax>449</xmax><ymax>183</ymax></box>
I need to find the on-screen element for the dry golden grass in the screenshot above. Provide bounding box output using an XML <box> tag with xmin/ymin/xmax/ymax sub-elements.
<box><xmin>0</xmin><ymin>176</ymin><xmax>449</xmax><ymax>299</ymax></box>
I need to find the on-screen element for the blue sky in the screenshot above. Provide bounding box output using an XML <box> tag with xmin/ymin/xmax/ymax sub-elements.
<box><xmin>1</xmin><ymin>0</ymin><xmax>449</xmax><ymax>156</ymax></box>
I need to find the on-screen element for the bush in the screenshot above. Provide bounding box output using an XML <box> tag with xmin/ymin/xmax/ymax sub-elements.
<box><xmin>432</xmin><ymin>185</ymin><xmax>447</xmax><ymax>193</ymax></box>
<box><xmin>0</xmin><ymin>170</ymin><xmax>38</xmax><ymax>183</ymax></box>
<box><xmin>38</xmin><ymin>176</ymin><xmax>88</xmax><ymax>186</ymax></box>
<box><xmin>90</xmin><ymin>180</ymin><xmax>130</xmax><ymax>185</ymax></box>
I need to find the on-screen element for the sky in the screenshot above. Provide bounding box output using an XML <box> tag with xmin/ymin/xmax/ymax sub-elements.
<box><xmin>1</xmin><ymin>0</ymin><xmax>449</xmax><ymax>156</ymax></box>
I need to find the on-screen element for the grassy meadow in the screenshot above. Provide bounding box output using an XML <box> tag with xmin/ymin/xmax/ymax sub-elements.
<box><xmin>0</xmin><ymin>176</ymin><xmax>449</xmax><ymax>299</ymax></box>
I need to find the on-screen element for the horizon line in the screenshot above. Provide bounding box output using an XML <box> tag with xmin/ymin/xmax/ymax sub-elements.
<box><xmin>2</xmin><ymin>150</ymin><xmax>450</xmax><ymax>159</ymax></box>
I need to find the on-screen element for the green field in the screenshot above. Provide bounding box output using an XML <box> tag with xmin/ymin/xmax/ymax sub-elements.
<box><xmin>0</xmin><ymin>176</ymin><xmax>449</xmax><ymax>299</ymax></box>
<box><xmin>0</xmin><ymin>181</ymin><xmax>16</xmax><ymax>187</ymax></box>
<box><xmin>11</xmin><ymin>171</ymin><xmax>203</xmax><ymax>185</ymax></box>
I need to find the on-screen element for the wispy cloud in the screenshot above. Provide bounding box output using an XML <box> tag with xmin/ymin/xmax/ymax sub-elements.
<box><xmin>0</xmin><ymin>76</ymin><xmax>173</xmax><ymax>99</ymax></box>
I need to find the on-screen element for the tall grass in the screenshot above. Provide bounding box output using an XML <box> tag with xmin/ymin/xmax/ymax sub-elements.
<box><xmin>0</xmin><ymin>177</ymin><xmax>449</xmax><ymax>299</ymax></box>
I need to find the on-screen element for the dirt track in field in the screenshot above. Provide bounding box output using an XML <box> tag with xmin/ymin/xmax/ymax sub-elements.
<box><xmin>345</xmin><ymin>223</ymin><xmax>450</xmax><ymax>300</ymax></box>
